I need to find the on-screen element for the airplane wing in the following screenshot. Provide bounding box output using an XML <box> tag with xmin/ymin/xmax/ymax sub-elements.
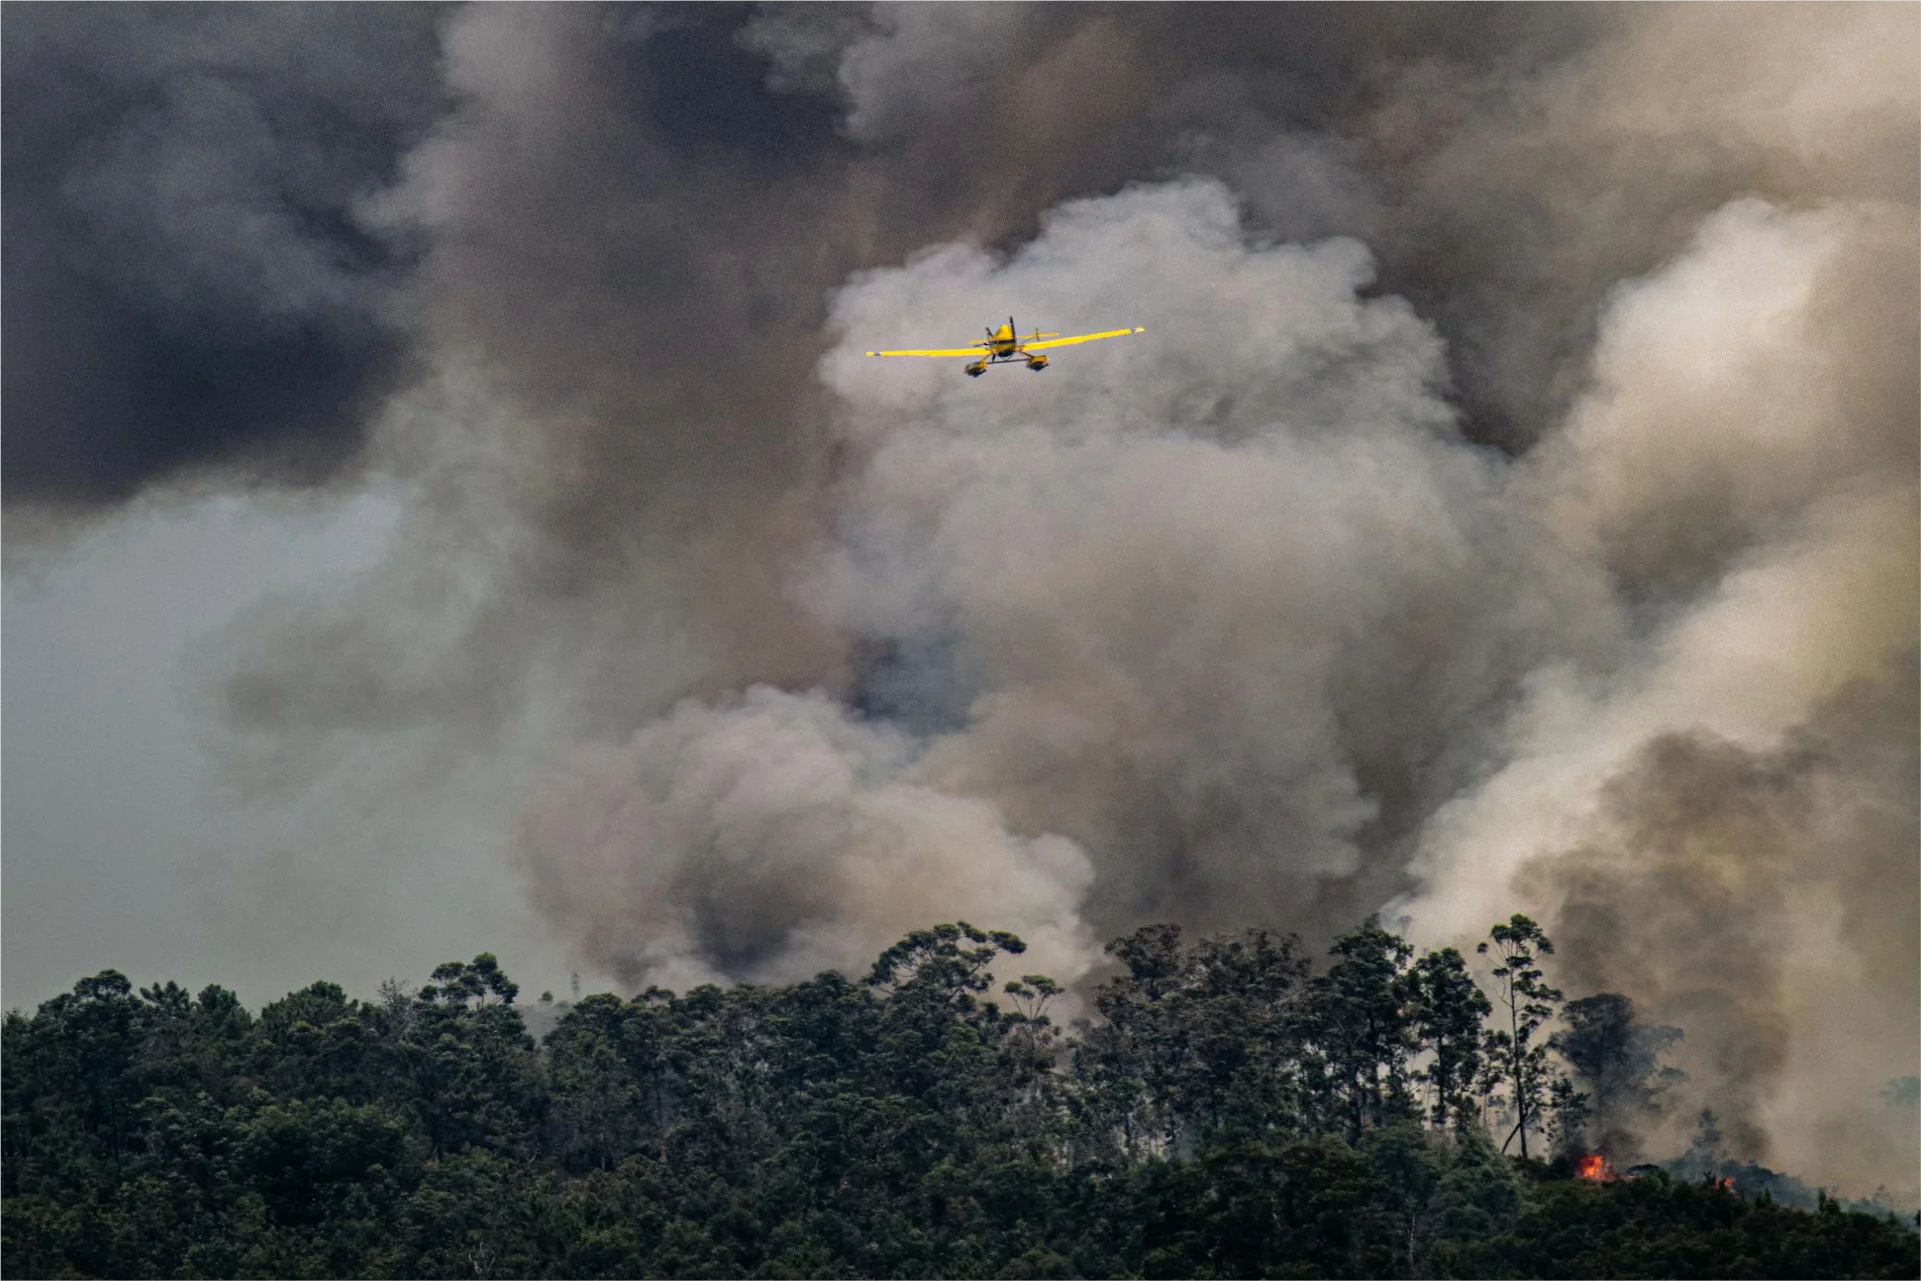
<box><xmin>865</xmin><ymin>346</ymin><xmax>984</xmax><ymax>358</ymax></box>
<box><xmin>1020</xmin><ymin>326</ymin><xmax>1144</xmax><ymax>351</ymax></box>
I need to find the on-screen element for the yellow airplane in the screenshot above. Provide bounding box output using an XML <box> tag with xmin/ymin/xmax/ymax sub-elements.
<box><xmin>865</xmin><ymin>317</ymin><xmax>1146</xmax><ymax>377</ymax></box>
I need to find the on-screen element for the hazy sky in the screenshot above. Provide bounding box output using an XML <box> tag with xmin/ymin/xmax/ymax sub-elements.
<box><xmin>5</xmin><ymin>491</ymin><xmax>576</xmax><ymax>1005</ymax></box>
<box><xmin>4</xmin><ymin>2</ymin><xmax>1914</xmax><ymax>1200</ymax></box>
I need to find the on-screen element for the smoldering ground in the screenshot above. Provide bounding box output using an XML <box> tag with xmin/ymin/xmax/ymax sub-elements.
<box><xmin>6</xmin><ymin>4</ymin><xmax>1914</xmax><ymax>1199</ymax></box>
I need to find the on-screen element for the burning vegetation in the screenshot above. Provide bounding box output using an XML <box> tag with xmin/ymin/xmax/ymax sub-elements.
<box><xmin>1577</xmin><ymin>1152</ymin><xmax>1617</xmax><ymax>1182</ymax></box>
<box><xmin>1574</xmin><ymin>1153</ymin><xmax>1734</xmax><ymax>1195</ymax></box>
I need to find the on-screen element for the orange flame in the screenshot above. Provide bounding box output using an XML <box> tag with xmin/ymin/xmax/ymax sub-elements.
<box><xmin>1577</xmin><ymin>1154</ymin><xmax>1607</xmax><ymax>1181</ymax></box>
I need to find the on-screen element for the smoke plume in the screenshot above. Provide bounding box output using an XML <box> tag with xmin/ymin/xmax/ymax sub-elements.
<box><xmin>2</xmin><ymin>4</ymin><xmax>443</xmax><ymax>521</ymax></box>
<box><xmin>521</xmin><ymin>686</ymin><xmax>1093</xmax><ymax>993</ymax></box>
<box><xmin>10</xmin><ymin>3</ymin><xmax>1913</xmax><ymax>1199</ymax></box>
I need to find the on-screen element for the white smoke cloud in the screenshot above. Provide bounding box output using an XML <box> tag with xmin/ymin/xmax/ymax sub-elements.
<box><xmin>813</xmin><ymin>180</ymin><xmax>1572</xmax><ymax>926</ymax></box>
<box><xmin>522</xmin><ymin>178</ymin><xmax>1584</xmax><ymax>983</ymax></box>
<box><xmin>1531</xmin><ymin>199</ymin><xmax>1917</xmax><ymax>598</ymax></box>
<box><xmin>1404</xmin><ymin>197</ymin><xmax>1918</xmax><ymax>922</ymax></box>
<box><xmin>832</xmin><ymin>3</ymin><xmax>1030</xmax><ymax>143</ymax></box>
<box><xmin>1396</xmin><ymin>195</ymin><xmax>1918</xmax><ymax>1197</ymax></box>
<box><xmin>518</xmin><ymin>685</ymin><xmax>1094</xmax><ymax>992</ymax></box>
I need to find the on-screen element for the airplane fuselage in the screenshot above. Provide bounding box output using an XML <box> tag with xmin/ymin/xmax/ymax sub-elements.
<box><xmin>983</xmin><ymin>321</ymin><xmax>1020</xmax><ymax>358</ymax></box>
<box><xmin>962</xmin><ymin>319</ymin><xmax>1048</xmax><ymax>376</ymax></box>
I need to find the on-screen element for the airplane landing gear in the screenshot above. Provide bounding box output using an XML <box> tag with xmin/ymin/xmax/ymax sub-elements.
<box><xmin>1026</xmin><ymin>355</ymin><xmax>1050</xmax><ymax>371</ymax></box>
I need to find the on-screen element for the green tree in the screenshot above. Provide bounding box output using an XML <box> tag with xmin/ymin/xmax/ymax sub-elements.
<box><xmin>1363</xmin><ymin>1121</ymin><xmax>1448</xmax><ymax>1275</ymax></box>
<box><xmin>6</xmin><ymin>919</ymin><xmax>1917</xmax><ymax>1280</ymax></box>
<box><xmin>1072</xmin><ymin>925</ymin><xmax>1311</xmax><ymax>1159</ymax></box>
<box><xmin>1477</xmin><ymin>914</ymin><xmax>1564</xmax><ymax>1159</ymax></box>
<box><xmin>1546</xmin><ymin>1074</ymin><xmax>1592</xmax><ymax>1158</ymax></box>
<box><xmin>1305</xmin><ymin>918</ymin><xmax>1418</xmax><ymax>1141</ymax></box>
<box><xmin>1550</xmin><ymin>992</ymin><xmax>1685</xmax><ymax>1162</ymax></box>
<box><xmin>1410</xmin><ymin>946</ymin><xmax>1491</xmax><ymax>1133</ymax></box>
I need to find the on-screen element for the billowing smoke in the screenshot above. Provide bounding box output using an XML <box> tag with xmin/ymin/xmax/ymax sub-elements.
<box><xmin>1421</xmin><ymin>5</ymin><xmax>1917</xmax><ymax>1186</ymax></box>
<box><xmin>11</xmin><ymin>4</ymin><xmax>1913</xmax><ymax>1199</ymax></box>
<box><xmin>807</xmin><ymin>178</ymin><xmax>1582</xmax><ymax>940</ymax></box>
<box><xmin>2</xmin><ymin>4</ymin><xmax>444</xmax><ymax>522</ymax></box>
<box><xmin>516</xmin><ymin>175</ymin><xmax>1578</xmax><ymax>983</ymax></box>
<box><xmin>521</xmin><ymin>686</ymin><xmax>1093</xmax><ymax>993</ymax></box>
<box><xmin>1400</xmin><ymin>191</ymin><xmax>1918</xmax><ymax>1194</ymax></box>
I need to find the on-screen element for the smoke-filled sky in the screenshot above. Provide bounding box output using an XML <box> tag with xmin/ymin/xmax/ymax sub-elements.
<box><xmin>5</xmin><ymin>3</ymin><xmax>1915</xmax><ymax>1199</ymax></box>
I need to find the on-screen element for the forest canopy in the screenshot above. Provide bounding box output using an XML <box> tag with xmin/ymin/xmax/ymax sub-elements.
<box><xmin>5</xmin><ymin>915</ymin><xmax>1915</xmax><ymax>1279</ymax></box>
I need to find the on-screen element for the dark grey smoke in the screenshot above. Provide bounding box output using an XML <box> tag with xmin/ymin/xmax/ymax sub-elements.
<box><xmin>198</xmin><ymin>1</ymin><xmax>1637</xmax><ymax>821</ymax></box>
<box><xmin>1525</xmin><ymin>659</ymin><xmax>1918</xmax><ymax>1174</ymax></box>
<box><xmin>3</xmin><ymin>4</ymin><xmax>1608</xmax><ymax>520</ymax></box>
<box><xmin>1549</xmin><ymin>993</ymin><xmax>1686</xmax><ymax>1166</ymax></box>
<box><xmin>2</xmin><ymin>4</ymin><xmax>445</xmax><ymax>512</ymax></box>
<box><xmin>743</xmin><ymin>2</ymin><xmax>1620</xmax><ymax>448</ymax></box>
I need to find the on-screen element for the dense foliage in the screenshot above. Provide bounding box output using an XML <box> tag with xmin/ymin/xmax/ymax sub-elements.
<box><xmin>6</xmin><ymin>918</ymin><xmax>1915</xmax><ymax>1279</ymax></box>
